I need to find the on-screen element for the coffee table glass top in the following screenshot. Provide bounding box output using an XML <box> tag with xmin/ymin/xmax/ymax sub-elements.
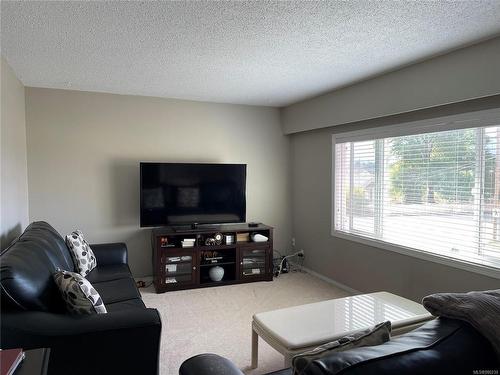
<box><xmin>253</xmin><ymin>292</ymin><xmax>433</xmax><ymax>349</ymax></box>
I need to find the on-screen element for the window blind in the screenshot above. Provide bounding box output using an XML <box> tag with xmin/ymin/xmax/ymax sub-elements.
<box><xmin>334</xmin><ymin>124</ymin><xmax>500</xmax><ymax>271</ymax></box>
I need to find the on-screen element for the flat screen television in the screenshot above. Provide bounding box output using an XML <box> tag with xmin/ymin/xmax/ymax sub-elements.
<box><xmin>140</xmin><ymin>162</ymin><xmax>247</xmax><ymax>227</ymax></box>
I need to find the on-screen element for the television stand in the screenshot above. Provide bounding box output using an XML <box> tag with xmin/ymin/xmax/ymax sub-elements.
<box><xmin>151</xmin><ymin>223</ymin><xmax>274</xmax><ymax>293</ymax></box>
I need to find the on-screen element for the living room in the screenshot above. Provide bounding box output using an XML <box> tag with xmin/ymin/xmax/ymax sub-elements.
<box><xmin>1</xmin><ymin>1</ymin><xmax>499</xmax><ymax>375</ymax></box>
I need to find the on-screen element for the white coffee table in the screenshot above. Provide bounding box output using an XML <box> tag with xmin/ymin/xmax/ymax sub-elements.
<box><xmin>251</xmin><ymin>291</ymin><xmax>433</xmax><ymax>368</ymax></box>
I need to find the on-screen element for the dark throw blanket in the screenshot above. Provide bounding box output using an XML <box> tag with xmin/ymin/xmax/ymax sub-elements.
<box><xmin>422</xmin><ymin>289</ymin><xmax>500</xmax><ymax>360</ymax></box>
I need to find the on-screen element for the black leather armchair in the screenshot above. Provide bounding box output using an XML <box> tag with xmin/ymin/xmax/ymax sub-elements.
<box><xmin>1</xmin><ymin>221</ymin><xmax>162</xmax><ymax>375</ymax></box>
<box><xmin>180</xmin><ymin>318</ymin><xmax>499</xmax><ymax>375</ymax></box>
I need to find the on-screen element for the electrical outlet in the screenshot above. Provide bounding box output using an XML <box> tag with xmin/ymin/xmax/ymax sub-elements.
<box><xmin>291</xmin><ymin>237</ymin><xmax>296</xmax><ymax>247</ymax></box>
<box><xmin>297</xmin><ymin>249</ymin><xmax>304</xmax><ymax>257</ymax></box>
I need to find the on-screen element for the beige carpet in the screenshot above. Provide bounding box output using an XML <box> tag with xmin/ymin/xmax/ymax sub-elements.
<box><xmin>141</xmin><ymin>271</ymin><xmax>350</xmax><ymax>375</ymax></box>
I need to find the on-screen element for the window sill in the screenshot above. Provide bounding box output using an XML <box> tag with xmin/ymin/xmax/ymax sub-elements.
<box><xmin>332</xmin><ymin>230</ymin><xmax>500</xmax><ymax>280</ymax></box>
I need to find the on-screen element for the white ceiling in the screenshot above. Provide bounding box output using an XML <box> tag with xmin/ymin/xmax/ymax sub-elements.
<box><xmin>2</xmin><ymin>1</ymin><xmax>500</xmax><ymax>107</ymax></box>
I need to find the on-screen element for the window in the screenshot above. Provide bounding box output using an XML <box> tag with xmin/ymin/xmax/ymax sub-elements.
<box><xmin>333</xmin><ymin>111</ymin><xmax>500</xmax><ymax>276</ymax></box>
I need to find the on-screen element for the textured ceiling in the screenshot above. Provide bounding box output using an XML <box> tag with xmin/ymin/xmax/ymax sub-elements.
<box><xmin>2</xmin><ymin>1</ymin><xmax>500</xmax><ymax>107</ymax></box>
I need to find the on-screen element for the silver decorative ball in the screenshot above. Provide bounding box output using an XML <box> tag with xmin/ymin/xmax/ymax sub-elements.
<box><xmin>208</xmin><ymin>266</ymin><xmax>224</xmax><ymax>282</ymax></box>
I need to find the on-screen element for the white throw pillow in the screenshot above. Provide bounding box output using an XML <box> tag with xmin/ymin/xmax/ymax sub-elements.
<box><xmin>65</xmin><ymin>230</ymin><xmax>97</xmax><ymax>276</ymax></box>
<box><xmin>53</xmin><ymin>269</ymin><xmax>107</xmax><ymax>314</ymax></box>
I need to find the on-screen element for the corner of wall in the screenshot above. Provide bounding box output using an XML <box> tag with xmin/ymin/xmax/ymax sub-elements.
<box><xmin>1</xmin><ymin>55</ymin><xmax>29</xmax><ymax>249</ymax></box>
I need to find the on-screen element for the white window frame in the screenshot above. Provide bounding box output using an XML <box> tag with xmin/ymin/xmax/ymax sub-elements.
<box><xmin>331</xmin><ymin>108</ymin><xmax>500</xmax><ymax>279</ymax></box>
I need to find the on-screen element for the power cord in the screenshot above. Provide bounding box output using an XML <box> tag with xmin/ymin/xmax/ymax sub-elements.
<box><xmin>136</xmin><ymin>280</ymin><xmax>154</xmax><ymax>288</ymax></box>
<box><xmin>274</xmin><ymin>250</ymin><xmax>304</xmax><ymax>277</ymax></box>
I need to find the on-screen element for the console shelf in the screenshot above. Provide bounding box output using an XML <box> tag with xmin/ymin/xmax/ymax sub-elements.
<box><xmin>199</xmin><ymin>261</ymin><xmax>236</xmax><ymax>267</ymax></box>
<box><xmin>151</xmin><ymin>223</ymin><xmax>273</xmax><ymax>293</ymax></box>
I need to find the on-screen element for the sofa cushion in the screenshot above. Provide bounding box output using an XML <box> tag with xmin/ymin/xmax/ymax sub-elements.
<box><xmin>86</xmin><ymin>264</ymin><xmax>133</xmax><ymax>284</ymax></box>
<box><xmin>106</xmin><ymin>298</ymin><xmax>146</xmax><ymax>313</ymax></box>
<box><xmin>299</xmin><ymin>318</ymin><xmax>498</xmax><ymax>375</ymax></box>
<box><xmin>53</xmin><ymin>269</ymin><xmax>107</xmax><ymax>314</ymax></box>
<box><xmin>292</xmin><ymin>321</ymin><xmax>391</xmax><ymax>375</ymax></box>
<box><xmin>65</xmin><ymin>230</ymin><xmax>97</xmax><ymax>276</ymax></box>
<box><xmin>422</xmin><ymin>289</ymin><xmax>500</xmax><ymax>360</ymax></box>
<box><xmin>92</xmin><ymin>277</ymin><xmax>140</xmax><ymax>304</ymax></box>
<box><xmin>0</xmin><ymin>221</ymin><xmax>75</xmax><ymax>312</ymax></box>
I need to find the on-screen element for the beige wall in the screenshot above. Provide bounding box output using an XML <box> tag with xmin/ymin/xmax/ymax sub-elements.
<box><xmin>290</xmin><ymin>97</ymin><xmax>500</xmax><ymax>302</ymax></box>
<box><xmin>1</xmin><ymin>57</ymin><xmax>29</xmax><ymax>249</ymax></box>
<box><xmin>25</xmin><ymin>88</ymin><xmax>291</xmax><ymax>277</ymax></box>
<box><xmin>282</xmin><ymin>36</ymin><xmax>500</xmax><ymax>134</ymax></box>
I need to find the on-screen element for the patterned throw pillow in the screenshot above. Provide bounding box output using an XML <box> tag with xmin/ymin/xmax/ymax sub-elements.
<box><xmin>65</xmin><ymin>230</ymin><xmax>97</xmax><ymax>276</ymax></box>
<box><xmin>292</xmin><ymin>321</ymin><xmax>391</xmax><ymax>375</ymax></box>
<box><xmin>53</xmin><ymin>269</ymin><xmax>107</xmax><ymax>314</ymax></box>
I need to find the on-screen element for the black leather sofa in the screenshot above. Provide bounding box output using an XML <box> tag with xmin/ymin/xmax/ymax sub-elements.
<box><xmin>180</xmin><ymin>317</ymin><xmax>499</xmax><ymax>375</ymax></box>
<box><xmin>1</xmin><ymin>221</ymin><xmax>162</xmax><ymax>375</ymax></box>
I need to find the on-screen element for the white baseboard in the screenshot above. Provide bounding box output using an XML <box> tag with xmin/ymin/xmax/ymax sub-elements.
<box><xmin>299</xmin><ymin>265</ymin><xmax>362</xmax><ymax>295</ymax></box>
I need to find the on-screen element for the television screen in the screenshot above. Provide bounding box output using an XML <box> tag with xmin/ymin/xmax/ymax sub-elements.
<box><xmin>140</xmin><ymin>163</ymin><xmax>246</xmax><ymax>227</ymax></box>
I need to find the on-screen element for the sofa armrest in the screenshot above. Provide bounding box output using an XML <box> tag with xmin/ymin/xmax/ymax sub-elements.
<box><xmin>180</xmin><ymin>354</ymin><xmax>244</xmax><ymax>375</ymax></box>
<box><xmin>1</xmin><ymin>308</ymin><xmax>161</xmax><ymax>375</ymax></box>
<box><xmin>90</xmin><ymin>242</ymin><xmax>128</xmax><ymax>265</ymax></box>
<box><xmin>302</xmin><ymin>318</ymin><xmax>499</xmax><ymax>375</ymax></box>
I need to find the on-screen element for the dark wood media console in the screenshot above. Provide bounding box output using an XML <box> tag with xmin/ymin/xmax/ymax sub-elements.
<box><xmin>151</xmin><ymin>223</ymin><xmax>273</xmax><ymax>293</ymax></box>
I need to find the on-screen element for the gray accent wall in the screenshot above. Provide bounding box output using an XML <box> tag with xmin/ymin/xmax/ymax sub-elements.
<box><xmin>25</xmin><ymin>88</ymin><xmax>291</xmax><ymax>277</ymax></box>
<box><xmin>290</xmin><ymin>98</ymin><xmax>500</xmax><ymax>302</ymax></box>
<box><xmin>1</xmin><ymin>57</ymin><xmax>29</xmax><ymax>249</ymax></box>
